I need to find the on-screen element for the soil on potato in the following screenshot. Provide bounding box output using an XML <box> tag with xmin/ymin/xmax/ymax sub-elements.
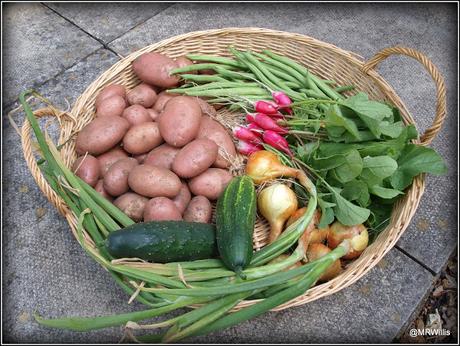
<box><xmin>396</xmin><ymin>250</ymin><xmax>457</xmax><ymax>343</ymax></box>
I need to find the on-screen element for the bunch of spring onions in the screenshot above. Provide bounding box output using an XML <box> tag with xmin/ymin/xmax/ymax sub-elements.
<box><xmin>21</xmin><ymin>90</ymin><xmax>354</xmax><ymax>343</ymax></box>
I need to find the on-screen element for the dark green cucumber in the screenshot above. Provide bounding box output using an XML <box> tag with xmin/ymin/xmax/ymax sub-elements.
<box><xmin>216</xmin><ymin>175</ymin><xmax>257</xmax><ymax>277</ymax></box>
<box><xmin>106</xmin><ymin>221</ymin><xmax>216</xmax><ymax>263</ymax></box>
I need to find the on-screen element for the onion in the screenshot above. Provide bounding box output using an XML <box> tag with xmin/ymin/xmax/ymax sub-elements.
<box><xmin>306</xmin><ymin>243</ymin><xmax>342</xmax><ymax>282</ymax></box>
<box><xmin>327</xmin><ymin>221</ymin><xmax>369</xmax><ymax>259</ymax></box>
<box><xmin>258</xmin><ymin>183</ymin><xmax>298</xmax><ymax>243</ymax></box>
<box><xmin>287</xmin><ymin>208</ymin><xmax>329</xmax><ymax>246</ymax></box>
<box><xmin>245</xmin><ymin>150</ymin><xmax>298</xmax><ymax>184</ymax></box>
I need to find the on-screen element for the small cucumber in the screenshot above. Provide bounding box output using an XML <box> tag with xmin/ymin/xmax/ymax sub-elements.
<box><xmin>216</xmin><ymin>175</ymin><xmax>257</xmax><ymax>277</ymax></box>
<box><xmin>106</xmin><ymin>221</ymin><xmax>216</xmax><ymax>263</ymax></box>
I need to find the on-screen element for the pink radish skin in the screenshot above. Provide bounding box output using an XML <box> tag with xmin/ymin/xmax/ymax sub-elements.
<box><xmin>246</xmin><ymin>122</ymin><xmax>263</xmax><ymax>138</ymax></box>
<box><xmin>272</xmin><ymin>91</ymin><xmax>293</xmax><ymax>114</ymax></box>
<box><xmin>233</xmin><ymin>126</ymin><xmax>262</xmax><ymax>144</ymax></box>
<box><xmin>246</xmin><ymin>113</ymin><xmax>288</xmax><ymax>134</ymax></box>
<box><xmin>254</xmin><ymin>100</ymin><xmax>279</xmax><ymax>115</ymax></box>
<box><xmin>237</xmin><ymin>140</ymin><xmax>263</xmax><ymax>156</ymax></box>
<box><xmin>263</xmin><ymin>130</ymin><xmax>293</xmax><ymax>156</ymax></box>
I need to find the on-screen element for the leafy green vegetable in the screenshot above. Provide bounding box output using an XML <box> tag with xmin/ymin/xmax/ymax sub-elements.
<box><xmin>332</xmin><ymin>149</ymin><xmax>363</xmax><ymax>183</ymax></box>
<box><xmin>362</xmin><ymin>156</ymin><xmax>398</xmax><ymax>179</ymax></box>
<box><xmin>325</xmin><ymin>104</ymin><xmax>361</xmax><ymax>140</ymax></box>
<box><xmin>390</xmin><ymin>144</ymin><xmax>448</xmax><ymax>190</ymax></box>
<box><xmin>331</xmin><ymin>189</ymin><xmax>371</xmax><ymax>226</ymax></box>
<box><xmin>369</xmin><ymin>185</ymin><xmax>403</xmax><ymax>199</ymax></box>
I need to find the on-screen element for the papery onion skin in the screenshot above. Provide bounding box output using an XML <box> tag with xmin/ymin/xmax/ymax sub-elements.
<box><xmin>327</xmin><ymin>221</ymin><xmax>369</xmax><ymax>260</ymax></box>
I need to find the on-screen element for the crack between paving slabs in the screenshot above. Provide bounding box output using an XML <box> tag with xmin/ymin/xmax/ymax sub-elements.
<box><xmin>395</xmin><ymin>245</ymin><xmax>437</xmax><ymax>276</ymax></box>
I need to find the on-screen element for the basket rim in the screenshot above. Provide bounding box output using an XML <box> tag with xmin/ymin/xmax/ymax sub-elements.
<box><xmin>22</xmin><ymin>27</ymin><xmax>429</xmax><ymax>311</ymax></box>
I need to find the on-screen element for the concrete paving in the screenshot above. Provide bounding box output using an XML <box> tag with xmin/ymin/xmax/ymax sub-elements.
<box><xmin>2</xmin><ymin>2</ymin><xmax>457</xmax><ymax>343</ymax></box>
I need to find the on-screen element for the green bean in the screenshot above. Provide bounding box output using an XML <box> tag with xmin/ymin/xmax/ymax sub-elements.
<box><xmin>300</xmin><ymin>88</ymin><xmax>330</xmax><ymax>100</ymax></box>
<box><xmin>179</xmin><ymin>74</ymin><xmax>228</xmax><ymax>83</ymax></box>
<box><xmin>323</xmin><ymin>79</ymin><xmax>337</xmax><ymax>85</ymax></box>
<box><xmin>170</xmin><ymin>63</ymin><xmax>238</xmax><ymax>75</ymax></box>
<box><xmin>252</xmin><ymin>51</ymin><xmax>307</xmax><ymax>85</ymax></box>
<box><xmin>167</xmin><ymin>87</ymin><xmax>271</xmax><ymax>98</ymax></box>
<box><xmin>175</xmin><ymin>81</ymin><xmax>259</xmax><ymax>91</ymax></box>
<box><xmin>335</xmin><ymin>85</ymin><xmax>356</xmax><ymax>93</ymax></box>
<box><xmin>309</xmin><ymin>74</ymin><xmax>344</xmax><ymax>100</ymax></box>
<box><xmin>185</xmin><ymin>54</ymin><xmax>246</xmax><ymax>68</ymax></box>
<box><xmin>213</xmin><ymin>66</ymin><xmax>255</xmax><ymax>80</ymax></box>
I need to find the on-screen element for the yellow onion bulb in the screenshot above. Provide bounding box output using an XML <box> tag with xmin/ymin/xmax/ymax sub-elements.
<box><xmin>327</xmin><ymin>221</ymin><xmax>369</xmax><ymax>259</ymax></box>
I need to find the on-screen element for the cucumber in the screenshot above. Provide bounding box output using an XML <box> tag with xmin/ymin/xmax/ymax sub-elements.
<box><xmin>216</xmin><ymin>175</ymin><xmax>257</xmax><ymax>277</ymax></box>
<box><xmin>106</xmin><ymin>221</ymin><xmax>217</xmax><ymax>263</ymax></box>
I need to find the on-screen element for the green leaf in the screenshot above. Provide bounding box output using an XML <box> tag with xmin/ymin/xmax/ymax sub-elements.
<box><xmin>369</xmin><ymin>185</ymin><xmax>404</xmax><ymax>199</ymax></box>
<box><xmin>325</xmin><ymin>104</ymin><xmax>361</xmax><ymax>140</ymax></box>
<box><xmin>380</xmin><ymin>121</ymin><xmax>404</xmax><ymax>138</ymax></box>
<box><xmin>328</xmin><ymin>187</ymin><xmax>370</xmax><ymax>226</ymax></box>
<box><xmin>317</xmin><ymin>197</ymin><xmax>335</xmax><ymax>228</ymax></box>
<box><xmin>363</xmin><ymin>156</ymin><xmax>398</xmax><ymax>178</ymax></box>
<box><xmin>311</xmin><ymin>154</ymin><xmax>347</xmax><ymax>171</ymax></box>
<box><xmin>341</xmin><ymin>180</ymin><xmax>370</xmax><ymax>206</ymax></box>
<box><xmin>333</xmin><ymin>149</ymin><xmax>363</xmax><ymax>183</ymax></box>
<box><xmin>390</xmin><ymin>144</ymin><xmax>448</xmax><ymax>190</ymax></box>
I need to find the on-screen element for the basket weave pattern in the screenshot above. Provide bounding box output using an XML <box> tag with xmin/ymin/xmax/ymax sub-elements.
<box><xmin>21</xmin><ymin>28</ymin><xmax>445</xmax><ymax>311</ymax></box>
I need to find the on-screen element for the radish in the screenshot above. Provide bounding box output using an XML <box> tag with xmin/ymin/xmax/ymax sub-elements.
<box><xmin>262</xmin><ymin>130</ymin><xmax>293</xmax><ymax>156</ymax></box>
<box><xmin>254</xmin><ymin>100</ymin><xmax>279</xmax><ymax>115</ymax></box>
<box><xmin>233</xmin><ymin>126</ymin><xmax>262</xmax><ymax>144</ymax></box>
<box><xmin>246</xmin><ymin>122</ymin><xmax>263</xmax><ymax>138</ymax></box>
<box><xmin>237</xmin><ymin>140</ymin><xmax>263</xmax><ymax>155</ymax></box>
<box><xmin>245</xmin><ymin>113</ymin><xmax>288</xmax><ymax>134</ymax></box>
<box><xmin>272</xmin><ymin>91</ymin><xmax>292</xmax><ymax>114</ymax></box>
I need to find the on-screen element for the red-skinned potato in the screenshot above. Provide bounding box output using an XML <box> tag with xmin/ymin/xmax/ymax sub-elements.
<box><xmin>123</xmin><ymin>122</ymin><xmax>163</xmax><ymax>155</ymax></box>
<box><xmin>183</xmin><ymin>196</ymin><xmax>212</xmax><ymax>223</ymax></box>
<box><xmin>76</xmin><ymin>116</ymin><xmax>130</xmax><ymax>156</ymax></box>
<box><xmin>95</xmin><ymin>84</ymin><xmax>126</xmax><ymax>108</ymax></box>
<box><xmin>114</xmin><ymin>192</ymin><xmax>149</xmax><ymax>222</ymax></box>
<box><xmin>127</xmin><ymin>83</ymin><xmax>158</xmax><ymax>108</ymax></box>
<box><xmin>171</xmin><ymin>181</ymin><xmax>191</xmax><ymax>214</ymax></box>
<box><xmin>143</xmin><ymin>197</ymin><xmax>182</xmax><ymax>222</ymax></box>
<box><xmin>153</xmin><ymin>91</ymin><xmax>177</xmax><ymax>113</ymax></box>
<box><xmin>188</xmin><ymin>168</ymin><xmax>233</xmax><ymax>200</ymax></box>
<box><xmin>128</xmin><ymin>164</ymin><xmax>182</xmax><ymax>198</ymax></box>
<box><xmin>122</xmin><ymin>105</ymin><xmax>152</xmax><ymax>126</ymax></box>
<box><xmin>172</xmin><ymin>139</ymin><xmax>218</xmax><ymax>178</ymax></box>
<box><xmin>97</xmin><ymin>146</ymin><xmax>129</xmax><ymax>177</ymax></box>
<box><xmin>95</xmin><ymin>179</ymin><xmax>113</xmax><ymax>202</ymax></box>
<box><xmin>197</xmin><ymin>116</ymin><xmax>236</xmax><ymax>168</ymax></box>
<box><xmin>132</xmin><ymin>52</ymin><xmax>180</xmax><ymax>88</ymax></box>
<box><xmin>159</xmin><ymin>96</ymin><xmax>202</xmax><ymax>147</ymax></box>
<box><xmin>103</xmin><ymin>157</ymin><xmax>138</xmax><ymax>197</ymax></box>
<box><xmin>96</xmin><ymin>95</ymin><xmax>127</xmax><ymax>118</ymax></box>
<box><xmin>133</xmin><ymin>153</ymin><xmax>147</xmax><ymax>164</ymax></box>
<box><xmin>72</xmin><ymin>155</ymin><xmax>100</xmax><ymax>187</ymax></box>
<box><xmin>146</xmin><ymin>108</ymin><xmax>160</xmax><ymax>121</ymax></box>
<box><xmin>144</xmin><ymin>144</ymin><xmax>180</xmax><ymax>170</ymax></box>
<box><xmin>306</xmin><ymin>243</ymin><xmax>342</xmax><ymax>282</ymax></box>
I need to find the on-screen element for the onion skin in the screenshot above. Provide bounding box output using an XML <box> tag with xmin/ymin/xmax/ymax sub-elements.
<box><xmin>258</xmin><ymin>183</ymin><xmax>298</xmax><ymax>243</ymax></box>
<box><xmin>287</xmin><ymin>208</ymin><xmax>329</xmax><ymax>246</ymax></box>
<box><xmin>245</xmin><ymin>150</ymin><xmax>298</xmax><ymax>184</ymax></box>
<box><xmin>306</xmin><ymin>243</ymin><xmax>342</xmax><ymax>282</ymax></box>
<box><xmin>327</xmin><ymin>222</ymin><xmax>369</xmax><ymax>260</ymax></box>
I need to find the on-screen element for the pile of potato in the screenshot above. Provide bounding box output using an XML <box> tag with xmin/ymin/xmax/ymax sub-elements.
<box><xmin>72</xmin><ymin>53</ymin><xmax>237</xmax><ymax>224</ymax></box>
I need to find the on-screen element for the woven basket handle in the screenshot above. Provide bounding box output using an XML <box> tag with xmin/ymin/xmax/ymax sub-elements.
<box><xmin>362</xmin><ymin>46</ymin><xmax>446</xmax><ymax>145</ymax></box>
<box><xmin>21</xmin><ymin>107</ymin><xmax>70</xmax><ymax>216</ymax></box>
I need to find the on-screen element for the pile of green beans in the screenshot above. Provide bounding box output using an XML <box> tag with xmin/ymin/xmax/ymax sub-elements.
<box><xmin>21</xmin><ymin>90</ymin><xmax>350</xmax><ymax>343</ymax></box>
<box><xmin>168</xmin><ymin>47</ymin><xmax>354</xmax><ymax>112</ymax></box>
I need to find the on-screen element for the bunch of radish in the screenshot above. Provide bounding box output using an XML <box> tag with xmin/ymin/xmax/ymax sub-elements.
<box><xmin>233</xmin><ymin>92</ymin><xmax>293</xmax><ymax>157</ymax></box>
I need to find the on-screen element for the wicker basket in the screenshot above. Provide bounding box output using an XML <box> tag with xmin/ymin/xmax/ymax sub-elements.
<box><xmin>21</xmin><ymin>28</ymin><xmax>446</xmax><ymax>311</ymax></box>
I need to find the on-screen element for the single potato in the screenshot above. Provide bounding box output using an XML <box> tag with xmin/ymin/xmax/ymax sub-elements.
<box><xmin>133</xmin><ymin>153</ymin><xmax>147</xmax><ymax>164</ymax></box>
<box><xmin>132</xmin><ymin>52</ymin><xmax>180</xmax><ymax>88</ymax></box>
<box><xmin>123</xmin><ymin>122</ymin><xmax>163</xmax><ymax>155</ymax></box>
<box><xmin>127</xmin><ymin>83</ymin><xmax>158</xmax><ymax>108</ymax></box>
<box><xmin>197</xmin><ymin>116</ymin><xmax>236</xmax><ymax>168</ymax></box>
<box><xmin>172</xmin><ymin>139</ymin><xmax>218</xmax><ymax>178</ymax></box>
<box><xmin>159</xmin><ymin>96</ymin><xmax>202</xmax><ymax>147</ymax></box>
<box><xmin>195</xmin><ymin>98</ymin><xmax>217</xmax><ymax>117</ymax></box>
<box><xmin>188</xmin><ymin>168</ymin><xmax>233</xmax><ymax>200</ymax></box>
<box><xmin>171</xmin><ymin>181</ymin><xmax>192</xmax><ymax>214</ymax></box>
<box><xmin>95</xmin><ymin>84</ymin><xmax>126</xmax><ymax>108</ymax></box>
<box><xmin>103</xmin><ymin>157</ymin><xmax>138</xmax><ymax>197</ymax></box>
<box><xmin>114</xmin><ymin>192</ymin><xmax>149</xmax><ymax>222</ymax></box>
<box><xmin>146</xmin><ymin>108</ymin><xmax>160</xmax><ymax>121</ymax></box>
<box><xmin>76</xmin><ymin>116</ymin><xmax>130</xmax><ymax>155</ymax></box>
<box><xmin>183</xmin><ymin>196</ymin><xmax>212</xmax><ymax>223</ymax></box>
<box><xmin>153</xmin><ymin>91</ymin><xmax>177</xmax><ymax>113</ymax></box>
<box><xmin>96</xmin><ymin>95</ymin><xmax>127</xmax><ymax>118</ymax></box>
<box><xmin>97</xmin><ymin>146</ymin><xmax>129</xmax><ymax>177</ymax></box>
<box><xmin>143</xmin><ymin>197</ymin><xmax>182</xmax><ymax>222</ymax></box>
<box><xmin>144</xmin><ymin>144</ymin><xmax>180</xmax><ymax>170</ymax></box>
<box><xmin>72</xmin><ymin>155</ymin><xmax>100</xmax><ymax>187</ymax></box>
<box><xmin>95</xmin><ymin>179</ymin><xmax>113</xmax><ymax>202</ymax></box>
<box><xmin>128</xmin><ymin>164</ymin><xmax>182</xmax><ymax>198</ymax></box>
<box><xmin>122</xmin><ymin>105</ymin><xmax>152</xmax><ymax>125</ymax></box>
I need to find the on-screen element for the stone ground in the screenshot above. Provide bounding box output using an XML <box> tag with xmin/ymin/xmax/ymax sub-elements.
<box><xmin>2</xmin><ymin>2</ymin><xmax>457</xmax><ymax>344</ymax></box>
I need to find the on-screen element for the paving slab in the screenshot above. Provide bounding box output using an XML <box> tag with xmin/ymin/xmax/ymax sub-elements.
<box><xmin>110</xmin><ymin>2</ymin><xmax>457</xmax><ymax>273</ymax></box>
<box><xmin>2</xmin><ymin>3</ymin><xmax>102</xmax><ymax>107</ymax></box>
<box><xmin>44</xmin><ymin>2</ymin><xmax>171</xmax><ymax>44</ymax></box>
